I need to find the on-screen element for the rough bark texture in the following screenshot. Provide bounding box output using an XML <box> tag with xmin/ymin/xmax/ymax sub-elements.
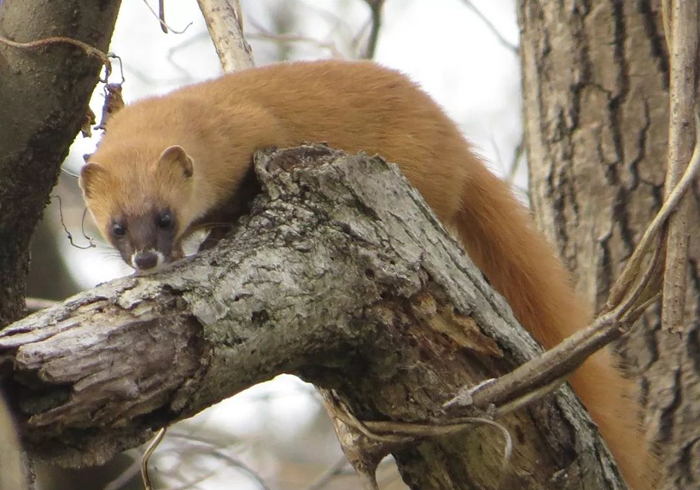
<box><xmin>518</xmin><ymin>2</ymin><xmax>700</xmax><ymax>488</ymax></box>
<box><xmin>0</xmin><ymin>0</ymin><xmax>122</xmax><ymax>327</ymax></box>
<box><xmin>0</xmin><ymin>147</ymin><xmax>626</xmax><ymax>490</ymax></box>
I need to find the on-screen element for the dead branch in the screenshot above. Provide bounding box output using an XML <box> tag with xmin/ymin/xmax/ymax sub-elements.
<box><xmin>196</xmin><ymin>0</ymin><xmax>254</xmax><ymax>72</ymax></box>
<box><xmin>306</xmin><ymin>455</ymin><xmax>348</xmax><ymax>490</ymax></box>
<box><xmin>246</xmin><ymin>20</ymin><xmax>344</xmax><ymax>60</ymax></box>
<box><xmin>360</xmin><ymin>0</ymin><xmax>385</xmax><ymax>59</ymax></box>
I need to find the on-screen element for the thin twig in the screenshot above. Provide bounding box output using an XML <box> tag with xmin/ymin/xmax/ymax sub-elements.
<box><xmin>445</xmin><ymin>311</ymin><xmax>620</xmax><ymax>415</ymax></box>
<box><xmin>330</xmin><ymin>395</ymin><xmax>513</xmax><ymax>473</ymax></box>
<box><xmin>305</xmin><ymin>455</ymin><xmax>348</xmax><ymax>490</ymax></box>
<box><xmin>459</xmin><ymin>0</ymin><xmax>518</xmax><ymax>54</ymax></box>
<box><xmin>662</xmin><ymin>0</ymin><xmax>672</xmax><ymax>48</ymax></box>
<box><xmin>365</xmin><ymin>418</ymin><xmax>513</xmax><ymax>472</ymax></box>
<box><xmin>159</xmin><ymin>0</ymin><xmax>167</xmax><ymax>33</ymax></box>
<box><xmin>187</xmin><ymin>451</ymin><xmax>272</xmax><ymax>490</ymax></box>
<box><xmin>360</xmin><ymin>0</ymin><xmax>385</xmax><ymax>59</ymax></box>
<box><xmin>104</xmin><ymin>456</ymin><xmax>142</xmax><ymax>490</ymax></box>
<box><xmin>246</xmin><ymin>28</ymin><xmax>344</xmax><ymax>59</ymax></box>
<box><xmin>507</xmin><ymin>138</ymin><xmax>525</xmax><ymax>185</ymax></box>
<box><xmin>660</xmin><ymin>0</ymin><xmax>697</xmax><ymax>331</ymax></box>
<box><xmin>53</xmin><ymin>195</ymin><xmax>96</xmax><ymax>250</ymax></box>
<box><xmin>164</xmin><ymin>434</ymin><xmax>274</xmax><ymax>490</ymax></box>
<box><xmin>141</xmin><ymin>428</ymin><xmax>166</xmax><ymax>490</ymax></box>
<box><xmin>0</xmin><ymin>34</ymin><xmax>111</xmax><ymax>77</ymax></box>
<box><xmin>140</xmin><ymin>0</ymin><xmax>193</xmax><ymax>34</ymax></box>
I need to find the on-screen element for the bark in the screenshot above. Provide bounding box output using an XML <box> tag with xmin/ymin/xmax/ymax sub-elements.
<box><xmin>518</xmin><ymin>1</ymin><xmax>700</xmax><ymax>488</ymax></box>
<box><xmin>0</xmin><ymin>146</ymin><xmax>626</xmax><ymax>490</ymax></box>
<box><xmin>0</xmin><ymin>0</ymin><xmax>122</xmax><ymax>327</ymax></box>
<box><xmin>196</xmin><ymin>0</ymin><xmax>254</xmax><ymax>72</ymax></box>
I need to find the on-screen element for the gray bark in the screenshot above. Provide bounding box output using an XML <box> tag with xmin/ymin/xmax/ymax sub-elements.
<box><xmin>0</xmin><ymin>0</ymin><xmax>122</xmax><ymax>327</ymax></box>
<box><xmin>0</xmin><ymin>146</ymin><xmax>626</xmax><ymax>490</ymax></box>
<box><xmin>518</xmin><ymin>1</ymin><xmax>700</xmax><ymax>488</ymax></box>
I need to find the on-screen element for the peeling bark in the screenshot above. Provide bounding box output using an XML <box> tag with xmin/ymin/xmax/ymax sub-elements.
<box><xmin>519</xmin><ymin>1</ymin><xmax>700</xmax><ymax>488</ymax></box>
<box><xmin>0</xmin><ymin>146</ymin><xmax>626</xmax><ymax>489</ymax></box>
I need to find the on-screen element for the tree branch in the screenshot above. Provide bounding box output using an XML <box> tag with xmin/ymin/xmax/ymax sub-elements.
<box><xmin>0</xmin><ymin>146</ymin><xmax>624</xmax><ymax>489</ymax></box>
<box><xmin>195</xmin><ymin>0</ymin><xmax>254</xmax><ymax>72</ymax></box>
<box><xmin>360</xmin><ymin>0</ymin><xmax>385</xmax><ymax>59</ymax></box>
<box><xmin>460</xmin><ymin>0</ymin><xmax>518</xmax><ymax>54</ymax></box>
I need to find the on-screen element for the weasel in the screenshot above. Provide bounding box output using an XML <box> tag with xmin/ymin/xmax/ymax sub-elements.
<box><xmin>80</xmin><ymin>60</ymin><xmax>651</xmax><ymax>489</ymax></box>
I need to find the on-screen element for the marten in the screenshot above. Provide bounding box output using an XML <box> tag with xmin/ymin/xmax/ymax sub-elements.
<box><xmin>80</xmin><ymin>60</ymin><xmax>652</xmax><ymax>489</ymax></box>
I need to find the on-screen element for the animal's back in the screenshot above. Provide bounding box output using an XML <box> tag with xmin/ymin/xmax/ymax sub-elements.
<box><xmin>205</xmin><ymin>61</ymin><xmax>653</xmax><ymax>488</ymax></box>
<box><xmin>99</xmin><ymin>61</ymin><xmax>653</xmax><ymax>488</ymax></box>
<box><xmin>173</xmin><ymin>61</ymin><xmax>472</xmax><ymax>220</ymax></box>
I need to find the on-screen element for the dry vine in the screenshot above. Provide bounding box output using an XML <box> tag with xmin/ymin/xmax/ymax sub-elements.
<box><xmin>447</xmin><ymin>113</ymin><xmax>700</xmax><ymax>416</ymax></box>
<box><xmin>659</xmin><ymin>0</ymin><xmax>698</xmax><ymax>332</ymax></box>
<box><xmin>0</xmin><ymin>33</ymin><xmax>112</xmax><ymax>76</ymax></box>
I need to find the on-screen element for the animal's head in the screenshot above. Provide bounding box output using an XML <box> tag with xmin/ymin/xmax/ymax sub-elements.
<box><xmin>79</xmin><ymin>145</ymin><xmax>197</xmax><ymax>271</ymax></box>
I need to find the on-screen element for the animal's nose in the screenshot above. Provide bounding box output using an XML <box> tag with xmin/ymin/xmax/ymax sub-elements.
<box><xmin>133</xmin><ymin>251</ymin><xmax>159</xmax><ymax>270</ymax></box>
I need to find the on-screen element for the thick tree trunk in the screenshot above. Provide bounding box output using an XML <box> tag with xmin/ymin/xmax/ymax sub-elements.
<box><xmin>519</xmin><ymin>1</ymin><xmax>700</xmax><ymax>488</ymax></box>
<box><xmin>0</xmin><ymin>0</ymin><xmax>122</xmax><ymax>327</ymax></box>
<box><xmin>0</xmin><ymin>146</ymin><xmax>626</xmax><ymax>490</ymax></box>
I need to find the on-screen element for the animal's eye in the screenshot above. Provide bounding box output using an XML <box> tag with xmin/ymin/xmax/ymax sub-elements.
<box><xmin>112</xmin><ymin>222</ymin><xmax>126</xmax><ymax>237</ymax></box>
<box><xmin>157</xmin><ymin>211</ymin><xmax>173</xmax><ymax>229</ymax></box>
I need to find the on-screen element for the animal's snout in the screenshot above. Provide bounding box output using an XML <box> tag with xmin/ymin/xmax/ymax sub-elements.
<box><xmin>132</xmin><ymin>250</ymin><xmax>162</xmax><ymax>270</ymax></box>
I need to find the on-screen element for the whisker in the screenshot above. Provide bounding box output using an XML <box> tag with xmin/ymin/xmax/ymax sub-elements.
<box><xmin>194</xmin><ymin>222</ymin><xmax>237</xmax><ymax>230</ymax></box>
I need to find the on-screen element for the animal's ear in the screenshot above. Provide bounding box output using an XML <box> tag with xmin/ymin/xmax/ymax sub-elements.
<box><xmin>79</xmin><ymin>163</ymin><xmax>108</xmax><ymax>199</ymax></box>
<box><xmin>158</xmin><ymin>145</ymin><xmax>194</xmax><ymax>178</ymax></box>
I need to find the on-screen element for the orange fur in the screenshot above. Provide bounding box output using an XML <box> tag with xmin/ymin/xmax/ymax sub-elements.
<box><xmin>82</xmin><ymin>60</ymin><xmax>652</xmax><ymax>488</ymax></box>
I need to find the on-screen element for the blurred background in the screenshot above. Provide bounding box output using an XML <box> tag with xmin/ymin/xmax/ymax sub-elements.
<box><xmin>30</xmin><ymin>1</ymin><xmax>521</xmax><ymax>488</ymax></box>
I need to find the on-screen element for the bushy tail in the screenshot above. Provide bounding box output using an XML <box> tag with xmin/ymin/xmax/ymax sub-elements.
<box><xmin>453</xmin><ymin>162</ymin><xmax>654</xmax><ymax>490</ymax></box>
